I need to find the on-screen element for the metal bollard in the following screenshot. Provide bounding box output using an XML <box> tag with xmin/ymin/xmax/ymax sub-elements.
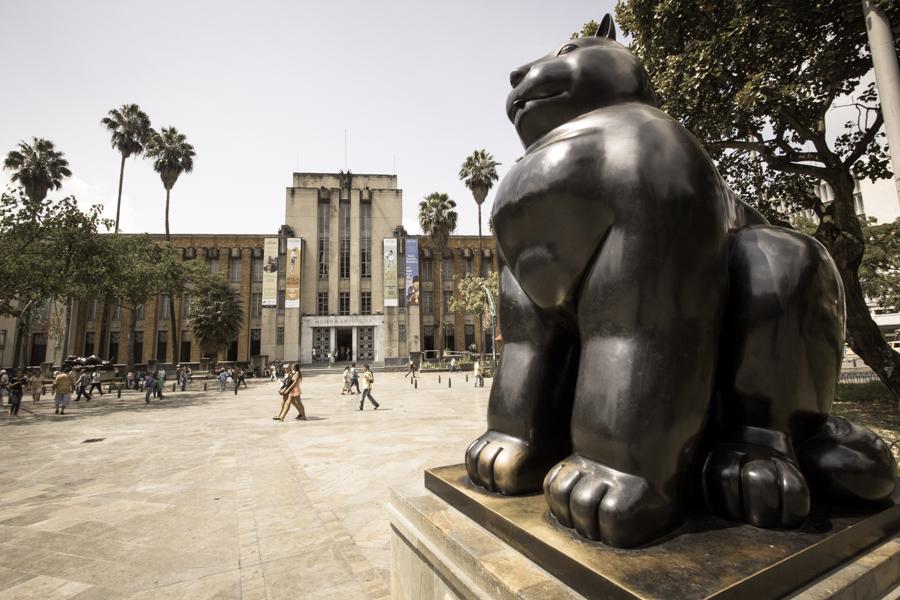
<box><xmin>172</xmin><ymin>383</ymin><xmax>176</xmax><ymax>392</ymax></box>
<box><xmin>234</xmin><ymin>385</ymin><xmax>238</xmax><ymax>395</ymax></box>
<box><xmin>449</xmin><ymin>378</ymin><xmax>452</xmax><ymax>388</ymax></box>
<box><xmin>466</xmin><ymin>374</ymin><xmax>468</xmax><ymax>382</ymax></box>
<box><xmin>414</xmin><ymin>379</ymin><xmax>417</xmax><ymax>389</ymax></box>
<box><xmin>203</xmin><ymin>382</ymin><xmax>207</xmax><ymax>391</ymax></box>
<box><xmin>117</xmin><ymin>386</ymin><xmax>122</xmax><ymax>398</ymax></box>
<box><xmin>438</xmin><ymin>375</ymin><xmax>441</xmax><ymax>383</ymax></box>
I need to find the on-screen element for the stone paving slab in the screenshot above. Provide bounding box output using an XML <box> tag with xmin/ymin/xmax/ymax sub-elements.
<box><xmin>0</xmin><ymin>372</ymin><xmax>489</xmax><ymax>599</ymax></box>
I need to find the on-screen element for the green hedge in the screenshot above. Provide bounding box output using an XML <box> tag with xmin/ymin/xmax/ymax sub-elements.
<box><xmin>835</xmin><ymin>381</ymin><xmax>894</xmax><ymax>403</ymax></box>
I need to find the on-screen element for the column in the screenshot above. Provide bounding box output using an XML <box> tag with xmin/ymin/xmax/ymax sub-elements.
<box><xmin>352</xmin><ymin>327</ymin><xmax>358</xmax><ymax>362</ymax></box>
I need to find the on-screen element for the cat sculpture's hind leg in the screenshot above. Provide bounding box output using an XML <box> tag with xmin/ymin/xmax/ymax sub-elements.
<box><xmin>704</xmin><ymin>226</ymin><xmax>895</xmax><ymax>529</ymax></box>
<box><xmin>466</xmin><ymin>264</ymin><xmax>579</xmax><ymax>495</ymax></box>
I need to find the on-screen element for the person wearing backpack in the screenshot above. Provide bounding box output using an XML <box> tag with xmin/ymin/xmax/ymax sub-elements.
<box><xmin>358</xmin><ymin>364</ymin><xmax>379</xmax><ymax>411</ymax></box>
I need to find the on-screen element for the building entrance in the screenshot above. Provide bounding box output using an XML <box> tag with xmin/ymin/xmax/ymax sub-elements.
<box><xmin>336</xmin><ymin>328</ymin><xmax>353</xmax><ymax>362</ymax></box>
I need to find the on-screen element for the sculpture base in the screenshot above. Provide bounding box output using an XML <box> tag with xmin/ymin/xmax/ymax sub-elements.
<box><xmin>414</xmin><ymin>464</ymin><xmax>900</xmax><ymax>599</ymax></box>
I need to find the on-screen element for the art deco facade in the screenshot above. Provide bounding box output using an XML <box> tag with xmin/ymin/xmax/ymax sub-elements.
<box><xmin>3</xmin><ymin>172</ymin><xmax>497</xmax><ymax>369</ymax></box>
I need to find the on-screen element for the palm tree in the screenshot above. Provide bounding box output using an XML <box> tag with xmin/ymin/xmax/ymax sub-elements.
<box><xmin>4</xmin><ymin>138</ymin><xmax>71</xmax><ymax>366</ymax></box>
<box><xmin>458</xmin><ymin>149</ymin><xmax>500</xmax><ymax>260</ymax></box>
<box><xmin>3</xmin><ymin>137</ymin><xmax>71</xmax><ymax>207</ymax></box>
<box><xmin>101</xmin><ymin>104</ymin><xmax>152</xmax><ymax>233</ymax></box>
<box><xmin>189</xmin><ymin>278</ymin><xmax>244</xmax><ymax>361</ymax></box>
<box><xmin>146</xmin><ymin>126</ymin><xmax>195</xmax><ymax>364</ymax></box>
<box><xmin>419</xmin><ymin>192</ymin><xmax>458</xmax><ymax>355</ymax></box>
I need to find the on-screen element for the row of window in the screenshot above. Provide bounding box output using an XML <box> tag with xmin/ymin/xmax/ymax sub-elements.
<box><xmin>319</xmin><ymin>201</ymin><xmax>374</xmax><ymax>280</ymax></box>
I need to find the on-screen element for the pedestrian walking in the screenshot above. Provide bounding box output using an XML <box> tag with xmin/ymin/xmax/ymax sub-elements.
<box><xmin>29</xmin><ymin>370</ymin><xmax>43</xmax><ymax>404</ymax></box>
<box><xmin>238</xmin><ymin>367</ymin><xmax>247</xmax><ymax>389</ymax></box>
<box><xmin>0</xmin><ymin>369</ymin><xmax>9</xmax><ymax>405</ymax></box>
<box><xmin>75</xmin><ymin>371</ymin><xmax>92</xmax><ymax>402</ymax></box>
<box><xmin>143</xmin><ymin>372</ymin><xmax>156</xmax><ymax>403</ymax></box>
<box><xmin>217</xmin><ymin>369</ymin><xmax>228</xmax><ymax>392</ymax></box>
<box><xmin>450</xmin><ymin>357</ymin><xmax>457</xmax><ymax>373</ymax></box>
<box><xmin>474</xmin><ymin>359</ymin><xmax>484</xmax><ymax>387</ymax></box>
<box><xmin>126</xmin><ymin>370</ymin><xmax>135</xmax><ymax>389</ymax></box>
<box><xmin>52</xmin><ymin>369</ymin><xmax>73</xmax><ymax>415</ymax></box>
<box><xmin>358</xmin><ymin>364</ymin><xmax>379</xmax><ymax>410</ymax></box>
<box><xmin>7</xmin><ymin>370</ymin><xmax>24</xmax><ymax>416</ymax></box>
<box><xmin>156</xmin><ymin>367</ymin><xmax>166</xmax><ymax>397</ymax></box>
<box><xmin>404</xmin><ymin>358</ymin><xmax>417</xmax><ymax>380</ymax></box>
<box><xmin>349</xmin><ymin>363</ymin><xmax>361</xmax><ymax>394</ymax></box>
<box><xmin>341</xmin><ymin>365</ymin><xmax>351</xmax><ymax>394</ymax></box>
<box><xmin>88</xmin><ymin>370</ymin><xmax>104</xmax><ymax>396</ymax></box>
<box><xmin>274</xmin><ymin>364</ymin><xmax>306</xmax><ymax>421</ymax></box>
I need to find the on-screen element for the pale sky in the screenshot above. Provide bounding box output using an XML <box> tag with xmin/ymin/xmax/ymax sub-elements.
<box><xmin>0</xmin><ymin>0</ymin><xmax>617</xmax><ymax>237</ymax></box>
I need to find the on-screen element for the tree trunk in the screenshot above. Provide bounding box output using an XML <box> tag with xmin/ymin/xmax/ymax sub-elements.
<box><xmin>127</xmin><ymin>305</ymin><xmax>137</xmax><ymax>370</ymax></box>
<box><xmin>97</xmin><ymin>300</ymin><xmax>110</xmax><ymax>359</ymax></box>
<box><xmin>115</xmin><ymin>153</ymin><xmax>126</xmax><ymax>234</ymax></box>
<box><xmin>477</xmin><ymin>204</ymin><xmax>483</xmax><ymax>266</ymax></box>
<box><xmin>816</xmin><ymin>170</ymin><xmax>900</xmax><ymax>400</ymax></box>
<box><xmin>12</xmin><ymin>315</ymin><xmax>25</xmax><ymax>369</ymax></box>
<box><xmin>164</xmin><ymin>187</ymin><xmax>178</xmax><ymax>365</ymax></box>
<box><xmin>61</xmin><ymin>296</ymin><xmax>72</xmax><ymax>359</ymax></box>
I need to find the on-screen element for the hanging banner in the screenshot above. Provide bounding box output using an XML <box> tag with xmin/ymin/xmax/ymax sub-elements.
<box><xmin>405</xmin><ymin>238</ymin><xmax>419</xmax><ymax>305</ymax></box>
<box><xmin>285</xmin><ymin>238</ymin><xmax>302</xmax><ymax>309</ymax></box>
<box><xmin>383</xmin><ymin>238</ymin><xmax>398</xmax><ymax>307</ymax></box>
<box><xmin>262</xmin><ymin>238</ymin><xmax>278</xmax><ymax>307</ymax></box>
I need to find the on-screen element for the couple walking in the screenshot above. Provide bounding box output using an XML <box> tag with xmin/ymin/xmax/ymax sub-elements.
<box><xmin>274</xmin><ymin>364</ymin><xmax>306</xmax><ymax>421</ymax></box>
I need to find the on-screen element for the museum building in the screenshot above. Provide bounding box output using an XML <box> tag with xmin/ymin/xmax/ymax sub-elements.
<box><xmin>1</xmin><ymin>172</ymin><xmax>498</xmax><ymax>369</ymax></box>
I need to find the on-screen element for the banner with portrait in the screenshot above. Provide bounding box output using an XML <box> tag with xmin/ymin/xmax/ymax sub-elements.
<box><xmin>285</xmin><ymin>238</ymin><xmax>301</xmax><ymax>309</ymax></box>
<box><xmin>262</xmin><ymin>237</ymin><xmax>278</xmax><ymax>307</ymax></box>
<box><xmin>383</xmin><ymin>238</ymin><xmax>398</xmax><ymax>307</ymax></box>
<box><xmin>404</xmin><ymin>238</ymin><xmax>419</xmax><ymax>305</ymax></box>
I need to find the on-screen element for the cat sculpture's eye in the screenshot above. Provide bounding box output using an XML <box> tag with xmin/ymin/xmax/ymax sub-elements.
<box><xmin>557</xmin><ymin>44</ymin><xmax>578</xmax><ymax>56</ymax></box>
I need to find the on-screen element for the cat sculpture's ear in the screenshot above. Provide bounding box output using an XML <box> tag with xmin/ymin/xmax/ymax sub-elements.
<box><xmin>595</xmin><ymin>13</ymin><xmax>616</xmax><ymax>41</ymax></box>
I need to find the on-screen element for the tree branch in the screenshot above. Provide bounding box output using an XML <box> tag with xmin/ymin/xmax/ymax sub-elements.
<box><xmin>846</xmin><ymin>109</ymin><xmax>885</xmax><ymax>166</ymax></box>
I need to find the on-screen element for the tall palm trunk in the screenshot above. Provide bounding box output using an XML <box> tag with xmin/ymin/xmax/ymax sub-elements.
<box><xmin>436</xmin><ymin>250</ymin><xmax>444</xmax><ymax>356</ymax></box>
<box><xmin>477</xmin><ymin>204</ymin><xmax>483</xmax><ymax>269</ymax></box>
<box><xmin>164</xmin><ymin>187</ymin><xmax>179</xmax><ymax>365</ymax></box>
<box><xmin>115</xmin><ymin>153</ymin><xmax>126</xmax><ymax>233</ymax></box>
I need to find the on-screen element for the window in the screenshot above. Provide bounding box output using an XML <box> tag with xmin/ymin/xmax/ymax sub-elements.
<box><xmin>31</xmin><ymin>333</ymin><xmax>47</xmax><ymax>365</ymax></box>
<box><xmin>277</xmin><ymin>290</ymin><xmax>285</xmax><ymax>314</ymax></box>
<box><xmin>84</xmin><ymin>332</ymin><xmax>95</xmax><ymax>356</ymax></box>
<box><xmin>422</xmin><ymin>291</ymin><xmax>434</xmax><ymax>315</ymax></box>
<box><xmin>156</xmin><ymin>330</ymin><xmax>168</xmax><ymax>361</ymax></box>
<box><xmin>317</xmin><ymin>292</ymin><xmax>329</xmax><ymax>316</ymax></box>
<box><xmin>423</xmin><ymin>325</ymin><xmax>435</xmax><ymax>350</ymax></box>
<box><xmin>318</xmin><ymin>200</ymin><xmax>330</xmax><ymax>279</ymax></box>
<box><xmin>250</xmin><ymin>329</ymin><xmax>261</xmax><ymax>356</ymax></box>
<box><xmin>182</xmin><ymin>293</ymin><xmax>191</xmax><ymax>318</ymax></box>
<box><xmin>0</xmin><ymin>330</ymin><xmax>5</xmax><ymax>350</ymax></box>
<box><xmin>339</xmin><ymin>200</ymin><xmax>351</xmax><ymax>279</ymax></box>
<box><xmin>443</xmin><ymin>291</ymin><xmax>451</xmax><ymax>314</ymax></box>
<box><xmin>444</xmin><ymin>324</ymin><xmax>456</xmax><ymax>351</ymax></box>
<box><xmin>465</xmin><ymin>324</ymin><xmax>475</xmax><ymax>350</ymax></box>
<box><xmin>465</xmin><ymin>257</ymin><xmax>474</xmax><ymax>275</ymax></box>
<box><xmin>251</xmin><ymin>293</ymin><xmax>262</xmax><ymax>318</ymax></box>
<box><xmin>88</xmin><ymin>299</ymin><xmax>98</xmax><ymax>321</ymax></box>
<box><xmin>276</xmin><ymin>327</ymin><xmax>284</xmax><ymax>345</ymax></box>
<box><xmin>159</xmin><ymin>293</ymin><xmax>170</xmax><ymax>316</ymax></box>
<box><xmin>360</xmin><ymin>292</ymin><xmax>371</xmax><ymax>316</ymax></box>
<box><xmin>480</xmin><ymin>256</ymin><xmax>491</xmax><ymax>277</ymax></box>
<box><xmin>252</xmin><ymin>256</ymin><xmax>263</xmax><ymax>282</ymax></box>
<box><xmin>209</xmin><ymin>258</ymin><xmax>219</xmax><ymax>274</ymax></box>
<box><xmin>181</xmin><ymin>330</ymin><xmax>191</xmax><ymax>362</ymax></box>
<box><xmin>339</xmin><ymin>292</ymin><xmax>350</xmax><ymax>316</ymax></box>
<box><xmin>133</xmin><ymin>331</ymin><xmax>144</xmax><ymax>362</ymax></box>
<box><xmin>399</xmin><ymin>324</ymin><xmax>406</xmax><ymax>343</ymax></box>
<box><xmin>360</xmin><ymin>201</ymin><xmax>372</xmax><ymax>278</ymax></box>
<box><xmin>421</xmin><ymin>258</ymin><xmax>433</xmax><ymax>281</ymax></box>
<box><xmin>227</xmin><ymin>340</ymin><xmax>238</xmax><ymax>361</ymax></box>
<box><xmin>229</xmin><ymin>256</ymin><xmax>242</xmax><ymax>282</ymax></box>
<box><xmin>134</xmin><ymin>304</ymin><xmax>145</xmax><ymax>321</ymax></box>
<box><xmin>443</xmin><ymin>257</ymin><xmax>453</xmax><ymax>281</ymax></box>
<box><xmin>111</xmin><ymin>305</ymin><xmax>122</xmax><ymax>321</ymax></box>
<box><xmin>108</xmin><ymin>332</ymin><xmax>119</xmax><ymax>363</ymax></box>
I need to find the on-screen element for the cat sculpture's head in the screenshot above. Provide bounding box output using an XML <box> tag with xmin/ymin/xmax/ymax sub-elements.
<box><xmin>507</xmin><ymin>14</ymin><xmax>657</xmax><ymax>149</ymax></box>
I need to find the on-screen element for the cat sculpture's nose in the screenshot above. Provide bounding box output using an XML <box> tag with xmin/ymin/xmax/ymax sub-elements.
<box><xmin>510</xmin><ymin>64</ymin><xmax>531</xmax><ymax>88</ymax></box>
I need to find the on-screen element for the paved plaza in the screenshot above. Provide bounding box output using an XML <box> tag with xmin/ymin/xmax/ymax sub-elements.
<box><xmin>0</xmin><ymin>371</ymin><xmax>489</xmax><ymax>599</ymax></box>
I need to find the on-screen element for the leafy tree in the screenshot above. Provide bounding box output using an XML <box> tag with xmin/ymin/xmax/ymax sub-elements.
<box><xmin>146</xmin><ymin>126</ymin><xmax>196</xmax><ymax>363</ymax></box>
<box><xmin>3</xmin><ymin>138</ymin><xmax>71</xmax><ymax>207</ymax></box>
<box><xmin>570</xmin><ymin>19</ymin><xmax>601</xmax><ymax>40</ymax></box>
<box><xmin>419</xmin><ymin>192</ymin><xmax>458</xmax><ymax>354</ymax></box>
<box><xmin>97</xmin><ymin>234</ymin><xmax>205</xmax><ymax>368</ymax></box>
<box><xmin>860</xmin><ymin>218</ymin><xmax>900</xmax><ymax>311</ymax></box>
<box><xmin>101</xmin><ymin>104</ymin><xmax>153</xmax><ymax>233</ymax></box>
<box><xmin>449</xmin><ymin>271</ymin><xmax>499</xmax><ymax>355</ymax></box>
<box><xmin>458</xmin><ymin>149</ymin><xmax>500</xmax><ymax>260</ymax></box>
<box><xmin>188</xmin><ymin>277</ymin><xmax>243</xmax><ymax>359</ymax></box>
<box><xmin>0</xmin><ymin>187</ymin><xmax>110</xmax><ymax>366</ymax></box>
<box><xmin>611</xmin><ymin>2</ymin><xmax>900</xmax><ymax>398</ymax></box>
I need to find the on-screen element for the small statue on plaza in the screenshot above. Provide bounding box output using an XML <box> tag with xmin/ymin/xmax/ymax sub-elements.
<box><xmin>465</xmin><ymin>14</ymin><xmax>896</xmax><ymax>548</ymax></box>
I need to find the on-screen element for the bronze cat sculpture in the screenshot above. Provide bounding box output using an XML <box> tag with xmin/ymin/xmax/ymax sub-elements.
<box><xmin>465</xmin><ymin>14</ymin><xmax>897</xmax><ymax>548</ymax></box>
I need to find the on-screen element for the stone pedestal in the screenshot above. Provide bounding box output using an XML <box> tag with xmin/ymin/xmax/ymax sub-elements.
<box><xmin>389</xmin><ymin>465</ymin><xmax>900</xmax><ymax>600</ymax></box>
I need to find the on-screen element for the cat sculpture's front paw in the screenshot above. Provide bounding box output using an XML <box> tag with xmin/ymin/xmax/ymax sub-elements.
<box><xmin>543</xmin><ymin>454</ymin><xmax>679</xmax><ymax>548</ymax></box>
<box><xmin>465</xmin><ymin>430</ymin><xmax>556</xmax><ymax>495</ymax></box>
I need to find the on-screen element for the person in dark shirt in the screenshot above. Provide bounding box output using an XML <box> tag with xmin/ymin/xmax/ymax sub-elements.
<box><xmin>7</xmin><ymin>370</ymin><xmax>25</xmax><ymax>416</ymax></box>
